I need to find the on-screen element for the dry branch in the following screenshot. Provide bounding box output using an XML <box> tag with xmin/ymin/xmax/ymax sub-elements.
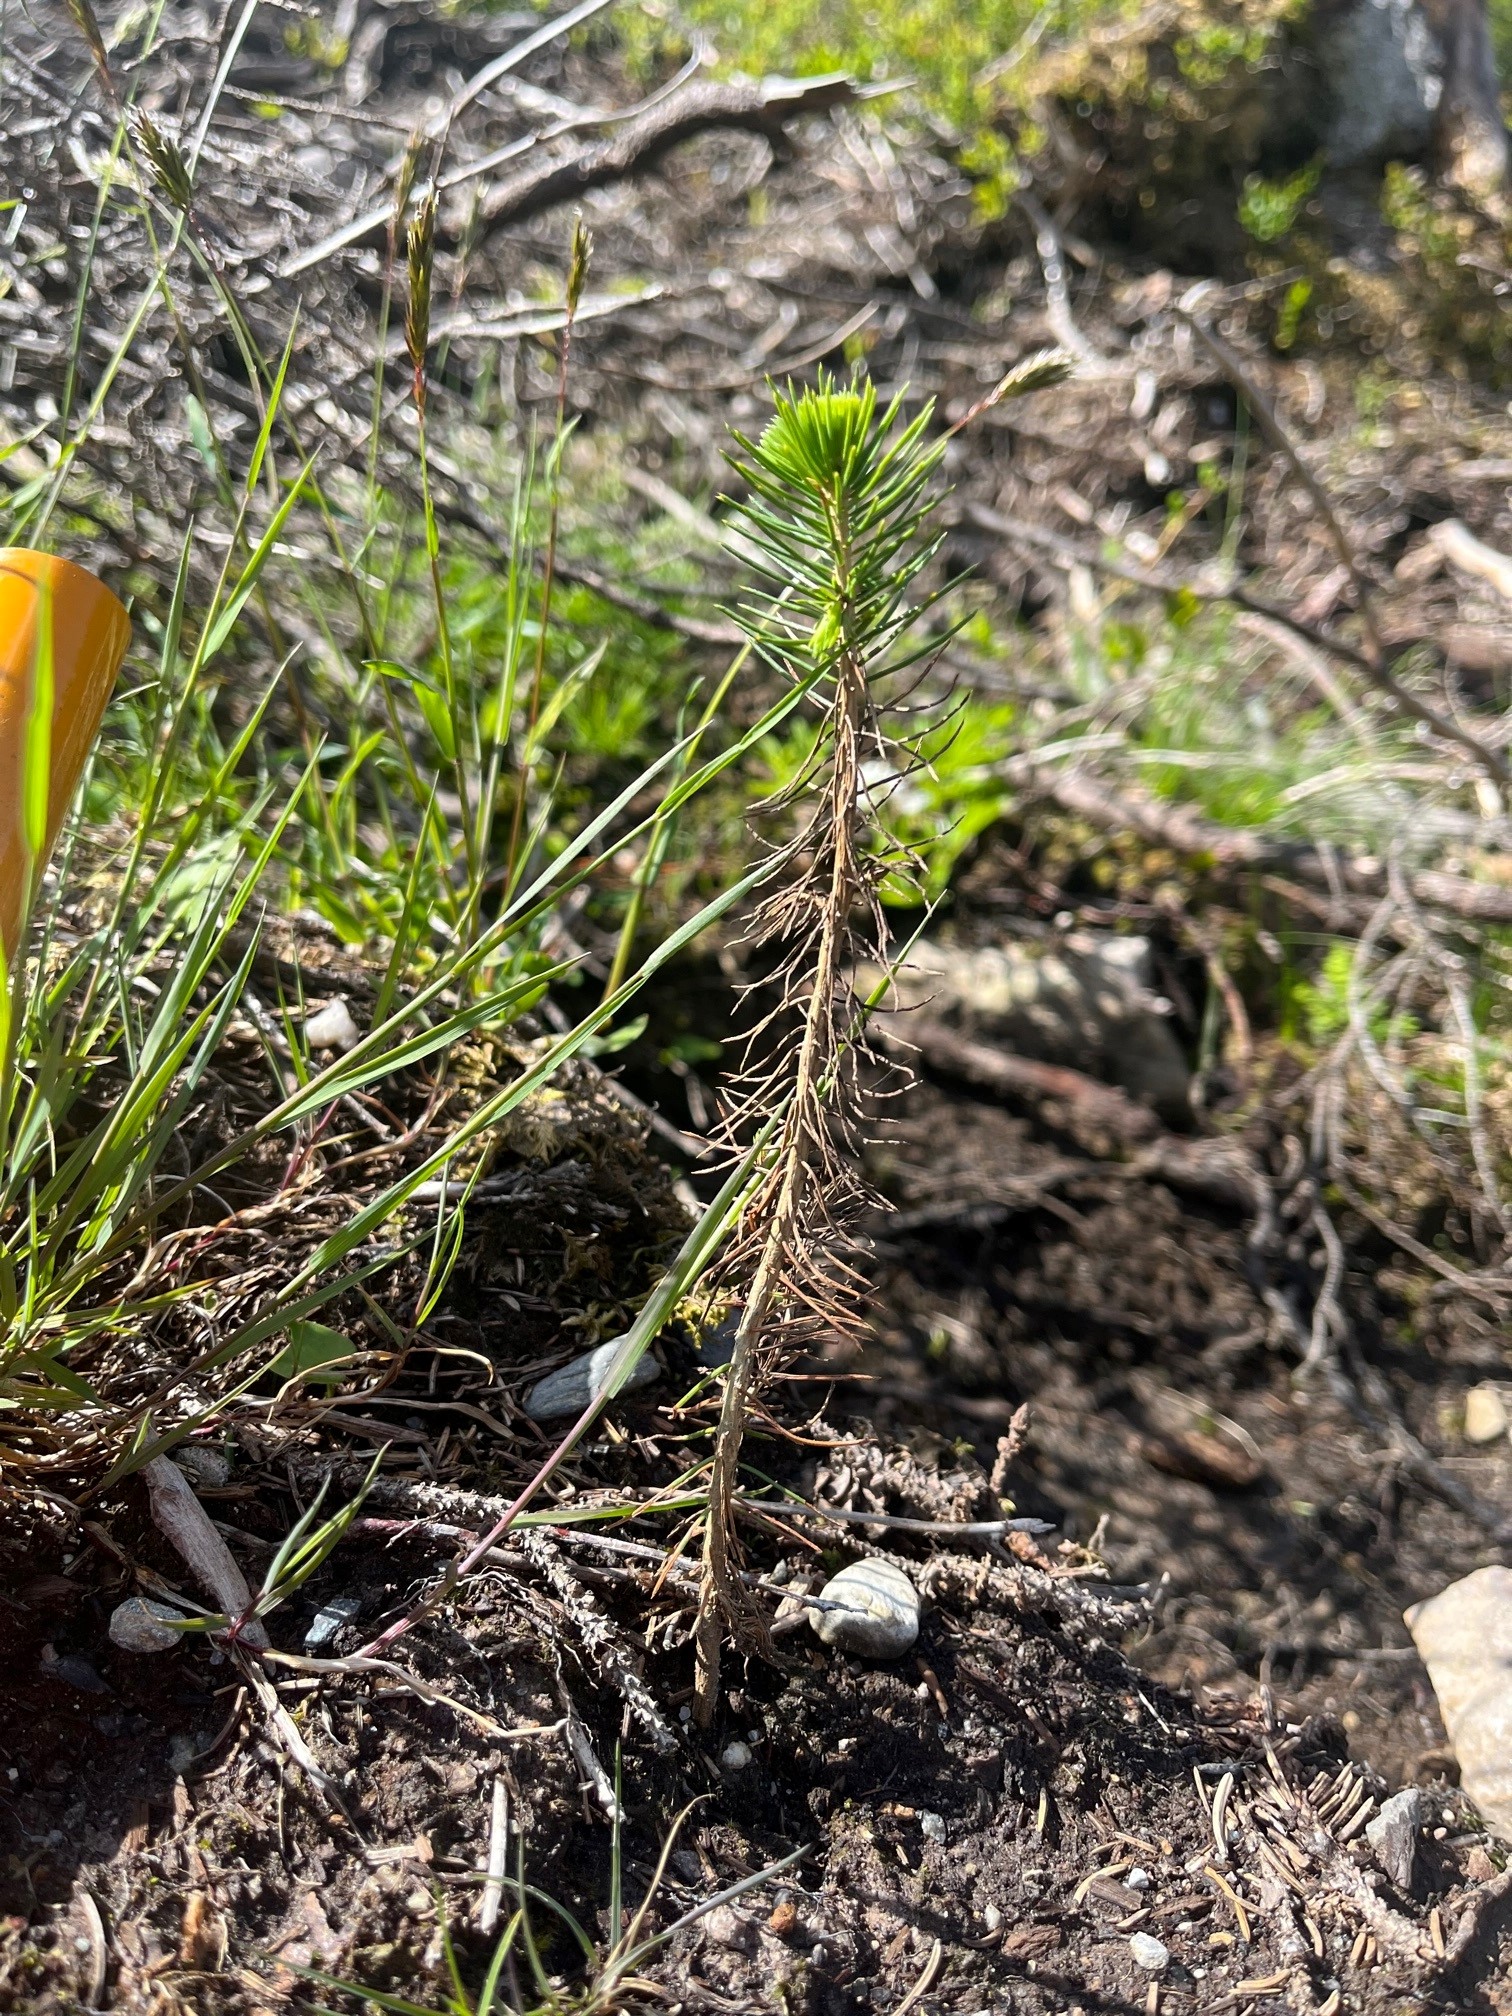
<box><xmin>967</xmin><ymin>503</ymin><xmax>1512</xmax><ymax>788</ymax></box>
<box><xmin>871</xmin><ymin>1012</ymin><xmax>1163</xmax><ymax>1145</ymax></box>
<box><xmin>469</xmin><ymin>73</ymin><xmax>860</xmax><ymax>243</ymax></box>
<box><xmin>1008</xmin><ymin>753</ymin><xmax>1512</xmax><ymax>925</ymax></box>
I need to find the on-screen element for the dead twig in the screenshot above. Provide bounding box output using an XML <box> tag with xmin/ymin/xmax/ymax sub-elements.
<box><xmin>872</xmin><ymin>1011</ymin><xmax>1163</xmax><ymax>1145</ymax></box>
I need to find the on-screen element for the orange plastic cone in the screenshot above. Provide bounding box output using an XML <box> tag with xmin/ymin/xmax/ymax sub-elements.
<box><xmin>0</xmin><ymin>549</ymin><xmax>130</xmax><ymax>954</ymax></box>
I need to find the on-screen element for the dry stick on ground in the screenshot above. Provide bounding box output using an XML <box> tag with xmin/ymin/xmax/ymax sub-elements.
<box><xmin>1173</xmin><ymin>304</ymin><xmax>1510</xmax><ymax>789</ymax></box>
<box><xmin>1003</xmin><ymin>748</ymin><xmax>1512</xmax><ymax>926</ymax></box>
<box><xmin>283</xmin><ymin>70</ymin><xmax>858</xmax><ymax>276</ymax></box>
<box><xmin>965</xmin><ymin>503</ymin><xmax>1512</xmax><ymax>790</ymax></box>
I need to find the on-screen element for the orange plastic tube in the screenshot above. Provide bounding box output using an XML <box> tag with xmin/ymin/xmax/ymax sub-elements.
<box><xmin>0</xmin><ymin>549</ymin><xmax>130</xmax><ymax>954</ymax></box>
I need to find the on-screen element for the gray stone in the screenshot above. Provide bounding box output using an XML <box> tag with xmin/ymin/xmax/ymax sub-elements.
<box><xmin>108</xmin><ymin>1597</ymin><xmax>190</xmax><ymax>1653</ymax></box>
<box><xmin>1365</xmin><ymin>1786</ymin><xmax>1423</xmax><ymax>1890</ymax></box>
<box><xmin>720</xmin><ymin>1741</ymin><xmax>752</xmax><ymax>1772</ymax></box>
<box><xmin>173</xmin><ymin>1444</ymin><xmax>230</xmax><ymax>1487</ymax></box>
<box><xmin>305</xmin><ymin>1591</ymin><xmax>363</xmax><ymax>1651</ymax></box>
<box><xmin>807</xmin><ymin>1558</ymin><xmax>920</xmax><ymax>1659</ymax></box>
<box><xmin>704</xmin><ymin>1906</ymin><xmax>756</xmax><ymax>1952</ymax></box>
<box><xmin>862</xmin><ymin>931</ymin><xmax>1190</xmax><ymax>1119</ymax></box>
<box><xmin>524</xmin><ymin>1340</ymin><xmax>660</xmax><ymax>1421</ymax></box>
<box><xmin>1405</xmin><ymin>1566</ymin><xmax>1512</xmax><ymax>1841</ymax></box>
<box><xmin>1313</xmin><ymin>0</ymin><xmax>1441</xmax><ymax>167</ymax></box>
<box><xmin>1464</xmin><ymin>1382</ymin><xmax>1510</xmax><ymax>1445</ymax></box>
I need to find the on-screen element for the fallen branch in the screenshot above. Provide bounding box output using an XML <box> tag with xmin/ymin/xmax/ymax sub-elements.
<box><xmin>1006</xmin><ymin>752</ymin><xmax>1512</xmax><ymax>926</ymax></box>
<box><xmin>966</xmin><ymin>502</ymin><xmax>1512</xmax><ymax>788</ymax></box>
<box><xmin>872</xmin><ymin>1011</ymin><xmax>1163</xmax><ymax>1145</ymax></box>
<box><xmin>469</xmin><ymin>73</ymin><xmax>859</xmax><ymax>243</ymax></box>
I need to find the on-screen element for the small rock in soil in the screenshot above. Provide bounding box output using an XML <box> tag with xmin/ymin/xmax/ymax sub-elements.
<box><xmin>1126</xmin><ymin>1865</ymin><xmax>1153</xmax><ymax>1890</ymax></box>
<box><xmin>1366</xmin><ymin>1785</ymin><xmax>1423</xmax><ymax>1890</ymax></box>
<box><xmin>524</xmin><ymin>1340</ymin><xmax>660</xmax><ymax>1421</ymax></box>
<box><xmin>1406</xmin><ymin>1565</ymin><xmax>1512</xmax><ymax>1840</ymax></box>
<box><xmin>1139</xmin><ymin>1427</ymin><xmax>1261</xmax><ymax>1491</ymax></box>
<box><xmin>1463</xmin><ymin>1381</ymin><xmax>1510</xmax><ymax>1444</ymax></box>
<box><xmin>920</xmin><ymin>1811</ymin><xmax>946</xmax><ymax>1843</ymax></box>
<box><xmin>173</xmin><ymin>1444</ymin><xmax>230</xmax><ymax>1487</ymax></box>
<box><xmin>704</xmin><ymin>1905</ymin><xmax>756</xmax><ymax>1953</ymax></box>
<box><xmin>1129</xmin><ymin>1931</ymin><xmax>1170</xmax><ymax>1972</ymax></box>
<box><xmin>720</xmin><ymin>1740</ymin><xmax>752</xmax><ymax>1772</ymax></box>
<box><xmin>806</xmin><ymin>1557</ymin><xmax>920</xmax><ymax>1658</ymax></box>
<box><xmin>304</xmin><ymin>998</ymin><xmax>360</xmax><ymax>1051</ymax></box>
<box><xmin>39</xmin><ymin>1647</ymin><xmax>109</xmax><ymax>1693</ymax></box>
<box><xmin>304</xmin><ymin>1591</ymin><xmax>363</xmax><ymax>1651</ymax></box>
<box><xmin>108</xmin><ymin>1597</ymin><xmax>188</xmax><ymax>1653</ymax></box>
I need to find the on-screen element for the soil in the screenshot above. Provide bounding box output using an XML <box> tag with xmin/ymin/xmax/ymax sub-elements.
<box><xmin>3</xmin><ymin>1035</ymin><xmax>1512</xmax><ymax>2014</ymax></box>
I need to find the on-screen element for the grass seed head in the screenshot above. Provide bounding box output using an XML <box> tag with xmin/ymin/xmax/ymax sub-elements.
<box><xmin>64</xmin><ymin>0</ymin><xmax>114</xmax><ymax>97</ymax></box>
<box><xmin>567</xmin><ymin>212</ymin><xmax>594</xmax><ymax>318</ymax></box>
<box><xmin>392</xmin><ymin>130</ymin><xmax>424</xmax><ymax>235</ymax></box>
<box><xmin>405</xmin><ymin>193</ymin><xmax>437</xmax><ymax>402</ymax></box>
<box><xmin>133</xmin><ymin>111</ymin><xmax>195</xmax><ymax>214</ymax></box>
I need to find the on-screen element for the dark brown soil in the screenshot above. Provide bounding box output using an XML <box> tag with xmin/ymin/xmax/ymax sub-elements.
<box><xmin>3</xmin><ymin>1051</ymin><xmax>1512</xmax><ymax>2015</ymax></box>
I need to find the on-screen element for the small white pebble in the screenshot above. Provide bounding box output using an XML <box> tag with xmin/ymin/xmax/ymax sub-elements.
<box><xmin>720</xmin><ymin>1741</ymin><xmax>752</xmax><ymax>1772</ymax></box>
<box><xmin>1125</xmin><ymin>1866</ymin><xmax>1153</xmax><ymax>1891</ymax></box>
<box><xmin>678</xmin><ymin>1706</ymin><xmax>692</xmax><ymax>1724</ymax></box>
<box><xmin>983</xmin><ymin>1903</ymin><xmax>1003</xmax><ymax>1933</ymax></box>
<box><xmin>920</xmin><ymin>1811</ymin><xmax>946</xmax><ymax>1844</ymax></box>
<box><xmin>1129</xmin><ymin>1932</ymin><xmax>1170</xmax><ymax>1973</ymax></box>
<box><xmin>304</xmin><ymin>998</ymin><xmax>360</xmax><ymax>1051</ymax></box>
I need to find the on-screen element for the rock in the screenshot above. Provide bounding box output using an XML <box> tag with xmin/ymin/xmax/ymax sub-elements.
<box><xmin>1405</xmin><ymin>1567</ymin><xmax>1512</xmax><ymax>1840</ymax></box>
<box><xmin>861</xmin><ymin>931</ymin><xmax>1190</xmax><ymax>1119</ymax></box>
<box><xmin>704</xmin><ymin>1905</ymin><xmax>756</xmax><ymax>1953</ymax></box>
<box><xmin>305</xmin><ymin>1591</ymin><xmax>363</xmax><ymax>1651</ymax></box>
<box><xmin>40</xmin><ymin>1647</ymin><xmax>109</xmax><ymax>1693</ymax></box>
<box><xmin>1125</xmin><ymin>1866</ymin><xmax>1153</xmax><ymax>1891</ymax></box>
<box><xmin>1365</xmin><ymin>1786</ymin><xmax>1423</xmax><ymax>1891</ymax></box>
<box><xmin>524</xmin><ymin>1340</ymin><xmax>660</xmax><ymax>1422</ymax></box>
<box><xmin>720</xmin><ymin>1740</ymin><xmax>752</xmax><ymax>1772</ymax></box>
<box><xmin>983</xmin><ymin>1903</ymin><xmax>1004</xmax><ymax>1933</ymax></box>
<box><xmin>696</xmin><ymin>1310</ymin><xmax>740</xmax><ymax>1369</ymax></box>
<box><xmin>1129</xmin><ymin>1932</ymin><xmax>1170</xmax><ymax>1973</ymax></box>
<box><xmin>807</xmin><ymin>1558</ymin><xmax>920</xmax><ymax>1659</ymax></box>
<box><xmin>109</xmin><ymin>1597</ymin><xmax>189</xmax><ymax>1653</ymax></box>
<box><xmin>1463</xmin><ymin>1382</ymin><xmax>1510</xmax><ymax>1445</ymax></box>
<box><xmin>919</xmin><ymin>1811</ymin><xmax>946</xmax><ymax>1843</ymax></box>
<box><xmin>1310</xmin><ymin>0</ymin><xmax>1440</xmax><ymax>167</ymax></box>
<box><xmin>304</xmin><ymin>998</ymin><xmax>360</xmax><ymax>1052</ymax></box>
<box><xmin>173</xmin><ymin>1444</ymin><xmax>230</xmax><ymax>1487</ymax></box>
